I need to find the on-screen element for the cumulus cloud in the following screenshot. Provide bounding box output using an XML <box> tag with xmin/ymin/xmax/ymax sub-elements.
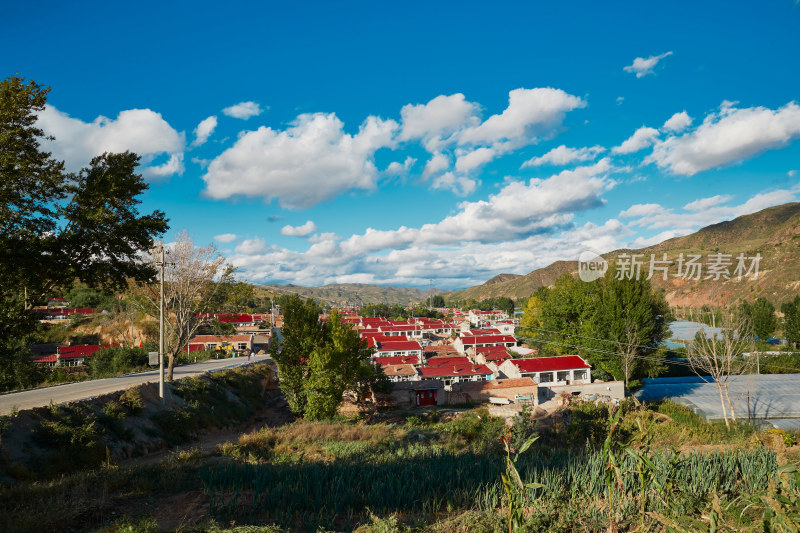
<box><xmin>421</xmin><ymin>152</ymin><xmax>451</xmax><ymax>179</ymax></box>
<box><xmin>384</xmin><ymin>156</ymin><xmax>416</xmax><ymax>176</ymax></box>
<box><xmin>619</xmin><ymin>203</ymin><xmax>666</xmax><ymax>218</ymax></box>
<box><xmin>431</xmin><ymin>172</ymin><xmax>478</xmax><ymax>196</ymax></box>
<box><xmin>202</xmin><ymin>112</ymin><xmax>398</xmax><ymax>208</ymax></box>
<box><xmin>222</xmin><ymin>101</ymin><xmax>263</xmax><ymax>119</ymax></box>
<box><xmin>281</xmin><ymin>220</ymin><xmax>318</xmax><ymax>237</ymax></box>
<box><xmin>399</xmin><ymin>93</ymin><xmax>480</xmax><ymax>149</ymax></box>
<box><xmin>623</xmin><ymin>51</ymin><xmax>673</xmax><ymax>78</ymax></box>
<box><xmin>143</xmin><ymin>153</ymin><xmax>185</xmax><ymax>178</ymax></box>
<box><xmin>458</xmin><ymin>87</ymin><xmax>585</xmax><ymax>147</ymax></box>
<box><xmin>683</xmin><ymin>194</ymin><xmax>733</xmax><ymax>211</ymax></box>
<box><xmin>647</xmin><ymin>102</ymin><xmax>800</xmax><ymax>176</ymax></box>
<box><xmin>192</xmin><ymin>115</ymin><xmax>217</xmax><ymax>147</ymax></box>
<box><xmin>521</xmin><ymin>144</ymin><xmax>604</xmax><ymax>167</ymax></box>
<box><xmin>37</xmin><ymin>105</ymin><xmax>184</xmax><ymax>176</ymax></box>
<box><xmin>455</xmin><ymin>147</ymin><xmax>496</xmax><ymax>172</ymax></box>
<box><xmin>622</xmin><ymin>190</ymin><xmax>797</xmax><ymax>231</ymax></box>
<box><xmin>612</xmin><ymin>126</ymin><xmax>660</xmax><ymax>154</ymax></box>
<box><xmin>214</xmin><ymin>233</ymin><xmax>238</xmax><ymax>243</ymax></box>
<box><xmin>662</xmin><ymin>111</ymin><xmax>692</xmax><ymax>133</ymax></box>
<box><xmin>235</xmin><ymin>238</ymin><xmax>269</xmax><ymax>254</ymax></box>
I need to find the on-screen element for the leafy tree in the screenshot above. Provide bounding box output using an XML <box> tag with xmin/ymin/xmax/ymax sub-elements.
<box><xmin>269</xmin><ymin>295</ymin><xmax>324</xmax><ymax>415</ymax></box>
<box><xmin>528</xmin><ymin>273</ymin><xmax>671</xmax><ymax>385</ymax></box>
<box><xmin>431</xmin><ymin>294</ymin><xmax>446</xmax><ymax>308</ymax></box>
<box><xmin>739</xmin><ymin>297</ymin><xmax>777</xmax><ymax>341</ymax></box>
<box><xmin>781</xmin><ymin>296</ymin><xmax>800</xmax><ymax>348</ymax></box>
<box><xmin>0</xmin><ymin>76</ymin><xmax>168</xmax><ymax>391</ymax></box>
<box><xmin>271</xmin><ymin>299</ymin><xmax>380</xmax><ymax>418</ymax></box>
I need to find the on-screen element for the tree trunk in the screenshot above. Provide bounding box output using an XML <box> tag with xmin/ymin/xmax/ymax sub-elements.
<box><xmin>723</xmin><ymin>383</ymin><xmax>737</xmax><ymax>421</ymax></box>
<box><xmin>167</xmin><ymin>353</ymin><xmax>175</xmax><ymax>381</ymax></box>
<box><xmin>716</xmin><ymin>383</ymin><xmax>730</xmax><ymax>429</ymax></box>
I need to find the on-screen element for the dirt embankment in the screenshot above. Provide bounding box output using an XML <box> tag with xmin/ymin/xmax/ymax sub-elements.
<box><xmin>0</xmin><ymin>363</ymin><xmax>292</xmax><ymax>485</ymax></box>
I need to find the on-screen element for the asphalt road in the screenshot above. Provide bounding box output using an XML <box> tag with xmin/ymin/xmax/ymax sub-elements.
<box><xmin>0</xmin><ymin>354</ymin><xmax>272</xmax><ymax>415</ymax></box>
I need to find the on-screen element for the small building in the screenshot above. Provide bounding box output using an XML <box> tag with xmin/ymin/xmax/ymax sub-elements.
<box><xmin>418</xmin><ymin>362</ymin><xmax>493</xmax><ymax>387</ymax></box>
<box><xmin>187</xmin><ymin>334</ymin><xmax>253</xmax><ymax>352</ymax></box>
<box><xmin>453</xmin><ymin>377</ymin><xmax>539</xmax><ymax>405</ymax></box>
<box><xmin>373</xmin><ymin>340</ymin><xmax>422</xmax><ymax>358</ymax></box>
<box><xmin>499</xmin><ymin>355</ymin><xmax>591</xmax><ymax>386</ymax></box>
<box><xmin>389</xmin><ymin>380</ymin><xmax>444</xmax><ymax>406</ymax></box>
<box><xmin>375</xmin><ymin>355</ymin><xmax>421</xmax><ymax>367</ymax></box>
<box><xmin>382</xmin><ymin>363</ymin><xmax>418</xmax><ymax>382</ymax></box>
<box><xmin>454</xmin><ymin>334</ymin><xmax>517</xmax><ymax>355</ymax></box>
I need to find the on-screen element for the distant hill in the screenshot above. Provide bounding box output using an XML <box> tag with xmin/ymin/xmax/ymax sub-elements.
<box><xmin>447</xmin><ymin>202</ymin><xmax>800</xmax><ymax>308</ymax></box>
<box><xmin>256</xmin><ymin>283</ymin><xmax>450</xmax><ymax>307</ymax></box>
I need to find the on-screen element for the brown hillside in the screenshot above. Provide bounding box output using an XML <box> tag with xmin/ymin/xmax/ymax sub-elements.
<box><xmin>448</xmin><ymin>202</ymin><xmax>800</xmax><ymax>307</ymax></box>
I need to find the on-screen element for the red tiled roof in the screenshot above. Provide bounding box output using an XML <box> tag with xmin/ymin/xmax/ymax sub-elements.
<box><xmin>475</xmin><ymin>345</ymin><xmax>508</xmax><ymax>354</ymax></box>
<box><xmin>375</xmin><ymin>340</ymin><xmax>422</xmax><ymax>352</ymax></box>
<box><xmin>57</xmin><ymin>343</ymin><xmax>116</xmax><ymax>358</ymax></box>
<box><xmin>32</xmin><ymin>354</ymin><xmax>58</xmax><ymax>363</ymax></box>
<box><xmin>189</xmin><ymin>335</ymin><xmax>252</xmax><ymax>344</ymax></box>
<box><xmin>468</xmin><ymin>328</ymin><xmax>502</xmax><ymax>335</ymax></box>
<box><xmin>426</xmin><ymin>357</ymin><xmax>472</xmax><ymax>367</ymax></box>
<box><xmin>459</xmin><ymin>377</ymin><xmax>537</xmax><ymax>391</ymax></box>
<box><xmin>484</xmin><ymin>352</ymin><xmax>512</xmax><ymax>361</ymax></box>
<box><xmin>419</xmin><ymin>364</ymin><xmax>492</xmax><ymax>378</ymax></box>
<box><xmin>375</xmin><ymin>355</ymin><xmax>420</xmax><ymax>366</ymax></box>
<box><xmin>459</xmin><ymin>335</ymin><xmax>517</xmax><ymax>345</ymax></box>
<box><xmin>510</xmin><ymin>356</ymin><xmax>590</xmax><ymax>372</ymax></box>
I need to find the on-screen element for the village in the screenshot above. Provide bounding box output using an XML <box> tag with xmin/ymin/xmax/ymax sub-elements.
<box><xmin>27</xmin><ymin>298</ymin><xmax>623</xmax><ymax>413</ymax></box>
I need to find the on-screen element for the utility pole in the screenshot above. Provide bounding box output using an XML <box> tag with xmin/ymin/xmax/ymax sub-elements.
<box><xmin>429</xmin><ymin>279</ymin><xmax>433</xmax><ymax>310</ymax></box>
<box><xmin>158</xmin><ymin>244</ymin><xmax>165</xmax><ymax>402</ymax></box>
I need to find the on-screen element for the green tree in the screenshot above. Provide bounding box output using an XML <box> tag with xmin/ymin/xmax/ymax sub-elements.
<box><xmin>740</xmin><ymin>297</ymin><xmax>776</xmax><ymax>341</ymax></box>
<box><xmin>305</xmin><ymin>312</ymin><xmax>375</xmax><ymax>420</ymax></box>
<box><xmin>271</xmin><ymin>299</ymin><xmax>381</xmax><ymax>418</ymax></box>
<box><xmin>781</xmin><ymin>295</ymin><xmax>800</xmax><ymax>348</ymax></box>
<box><xmin>431</xmin><ymin>294</ymin><xmax>446</xmax><ymax>308</ymax></box>
<box><xmin>0</xmin><ymin>76</ymin><xmax>168</xmax><ymax>391</ymax></box>
<box><xmin>269</xmin><ymin>295</ymin><xmax>324</xmax><ymax>416</ymax></box>
<box><xmin>530</xmin><ymin>273</ymin><xmax>671</xmax><ymax>385</ymax></box>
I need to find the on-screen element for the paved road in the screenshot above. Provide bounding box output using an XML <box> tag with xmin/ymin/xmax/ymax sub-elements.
<box><xmin>0</xmin><ymin>354</ymin><xmax>273</xmax><ymax>414</ymax></box>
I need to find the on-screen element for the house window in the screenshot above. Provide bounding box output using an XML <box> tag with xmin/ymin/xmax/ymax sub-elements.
<box><xmin>574</xmin><ymin>369</ymin><xmax>587</xmax><ymax>381</ymax></box>
<box><xmin>557</xmin><ymin>371</ymin><xmax>570</xmax><ymax>382</ymax></box>
<box><xmin>538</xmin><ymin>372</ymin><xmax>553</xmax><ymax>383</ymax></box>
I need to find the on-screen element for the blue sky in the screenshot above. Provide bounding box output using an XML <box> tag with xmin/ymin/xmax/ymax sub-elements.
<box><xmin>4</xmin><ymin>1</ymin><xmax>800</xmax><ymax>289</ymax></box>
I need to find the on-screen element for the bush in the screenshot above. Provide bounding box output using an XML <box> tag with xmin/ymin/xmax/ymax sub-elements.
<box><xmin>86</xmin><ymin>347</ymin><xmax>148</xmax><ymax>378</ymax></box>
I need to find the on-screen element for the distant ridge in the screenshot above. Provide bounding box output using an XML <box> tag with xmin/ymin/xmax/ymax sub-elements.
<box><xmin>447</xmin><ymin>202</ymin><xmax>800</xmax><ymax>307</ymax></box>
<box><xmin>256</xmin><ymin>283</ymin><xmax>449</xmax><ymax>307</ymax></box>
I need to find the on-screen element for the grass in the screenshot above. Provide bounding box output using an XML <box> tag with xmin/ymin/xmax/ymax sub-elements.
<box><xmin>1</xmin><ymin>393</ymin><xmax>798</xmax><ymax>532</ymax></box>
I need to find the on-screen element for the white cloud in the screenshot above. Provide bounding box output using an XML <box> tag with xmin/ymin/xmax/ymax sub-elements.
<box><xmin>623</xmin><ymin>51</ymin><xmax>673</xmax><ymax>78</ymax></box>
<box><xmin>235</xmin><ymin>238</ymin><xmax>269</xmax><ymax>254</ymax></box>
<box><xmin>214</xmin><ymin>233</ymin><xmax>238</xmax><ymax>243</ymax></box>
<box><xmin>648</xmin><ymin>102</ymin><xmax>800</xmax><ymax>176</ymax></box>
<box><xmin>612</xmin><ymin>126</ymin><xmax>660</xmax><ymax>154</ymax></box>
<box><xmin>431</xmin><ymin>172</ymin><xmax>478</xmax><ymax>196</ymax></box>
<box><xmin>619</xmin><ymin>203</ymin><xmax>666</xmax><ymax>218</ymax></box>
<box><xmin>662</xmin><ymin>111</ymin><xmax>692</xmax><ymax>133</ymax></box>
<box><xmin>37</xmin><ymin>105</ymin><xmax>184</xmax><ymax>176</ymax></box>
<box><xmin>616</xmin><ymin>96</ymin><xmax>625</xmax><ymax>105</ymax></box>
<box><xmin>143</xmin><ymin>153</ymin><xmax>184</xmax><ymax>178</ymax></box>
<box><xmin>202</xmin><ymin>112</ymin><xmax>398</xmax><ymax>208</ymax></box>
<box><xmin>683</xmin><ymin>194</ymin><xmax>733</xmax><ymax>211</ymax></box>
<box><xmin>222</xmin><ymin>101</ymin><xmax>263</xmax><ymax>120</ymax></box>
<box><xmin>521</xmin><ymin>144</ymin><xmax>604</xmax><ymax>167</ymax></box>
<box><xmin>789</xmin><ymin>170</ymin><xmax>797</xmax><ymax>177</ymax></box>
<box><xmin>458</xmin><ymin>87</ymin><xmax>585</xmax><ymax>147</ymax></box>
<box><xmin>421</xmin><ymin>152</ymin><xmax>451</xmax><ymax>179</ymax></box>
<box><xmin>281</xmin><ymin>220</ymin><xmax>318</xmax><ymax>237</ymax></box>
<box><xmin>192</xmin><ymin>115</ymin><xmax>217</xmax><ymax>147</ymax></box>
<box><xmin>455</xmin><ymin>147</ymin><xmax>496</xmax><ymax>172</ymax></box>
<box><xmin>622</xmin><ymin>189</ymin><xmax>797</xmax><ymax>231</ymax></box>
<box><xmin>399</xmin><ymin>93</ymin><xmax>480</xmax><ymax>148</ymax></box>
<box><xmin>384</xmin><ymin>156</ymin><xmax>416</xmax><ymax>176</ymax></box>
